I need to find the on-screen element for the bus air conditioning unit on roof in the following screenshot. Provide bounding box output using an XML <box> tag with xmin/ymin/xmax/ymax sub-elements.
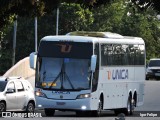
<box><xmin>66</xmin><ymin>31</ymin><xmax>124</xmax><ymax>39</ymax></box>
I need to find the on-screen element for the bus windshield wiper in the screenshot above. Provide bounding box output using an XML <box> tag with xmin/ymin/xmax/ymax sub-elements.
<box><xmin>48</xmin><ymin>70</ymin><xmax>62</xmax><ymax>89</ymax></box>
<box><xmin>49</xmin><ymin>59</ymin><xmax>75</xmax><ymax>90</ymax></box>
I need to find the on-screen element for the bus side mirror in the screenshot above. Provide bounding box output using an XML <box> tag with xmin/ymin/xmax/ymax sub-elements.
<box><xmin>29</xmin><ymin>52</ymin><xmax>37</xmax><ymax>70</ymax></box>
<box><xmin>91</xmin><ymin>55</ymin><xmax>97</xmax><ymax>72</ymax></box>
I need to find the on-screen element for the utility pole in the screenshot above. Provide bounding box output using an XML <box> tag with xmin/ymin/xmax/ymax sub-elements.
<box><xmin>56</xmin><ymin>7</ymin><xmax>59</xmax><ymax>35</ymax></box>
<box><xmin>35</xmin><ymin>17</ymin><xmax>37</xmax><ymax>52</ymax></box>
<box><xmin>12</xmin><ymin>15</ymin><xmax>17</xmax><ymax>66</ymax></box>
<box><xmin>34</xmin><ymin>0</ymin><xmax>39</xmax><ymax>52</ymax></box>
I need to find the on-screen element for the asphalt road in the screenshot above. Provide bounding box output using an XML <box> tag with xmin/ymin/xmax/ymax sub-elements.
<box><xmin>136</xmin><ymin>81</ymin><xmax>160</xmax><ymax>111</ymax></box>
<box><xmin>2</xmin><ymin>80</ymin><xmax>160</xmax><ymax>120</ymax></box>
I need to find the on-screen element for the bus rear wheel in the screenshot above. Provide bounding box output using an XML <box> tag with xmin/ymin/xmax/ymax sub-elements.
<box><xmin>44</xmin><ymin>108</ymin><xmax>55</xmax><ymax>116</ymax></box>
<box><xmin>123</xmin><ymin>97</ymin><xmax>135</xmax><ymax>115</ymax></box>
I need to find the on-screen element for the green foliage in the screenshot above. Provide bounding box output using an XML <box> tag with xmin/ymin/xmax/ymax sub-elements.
<box><xmin>0</xmin><ymin>23</ymin><xmax>13</xmax><ymax>75</ymax></box>
<box><xmin>0</xmin><ymin>0</ymin><xmax>110</xmax><ymax>31</ymax></box>
<box><xmin>15</xmin><ymin>17</ymin><xmax>35</xmax><ymax>61</ymax></box>
<box><xmin>0</xmin><ymin>0</ymin><xmax>160</xmax><ymax>74</ymax></box>
<box><xmin>59</xmin><ymin>3</ymin><xmax>93</xmax><ymax>34</ymax></box>
<box><xmin>90</xmin><ymin>0</ymin><xmax>125</xmax><ymax>32</ymax></box>
<box><xmin>120</xmin><ymin>4</ymin><xmax>160</xmax><ymax>61</ymax></box>
<box><xmin>131</xmin><ymin>0</ymin><xmax>160</xmax><ymax>13</ymax></box>
<box><xmin>0</xmin><ymin>3</ymin><xmax>94</xmax><ymax>74</ymax></box>
<box><xmin>91</xmin><ymin>0</ymin><xmax>160</xmax><ymax>61</ymax></box>
<box><xmin>37</xmin><ymin>3</ymin><xmax>94</xmax><ymax>36</ymax></box>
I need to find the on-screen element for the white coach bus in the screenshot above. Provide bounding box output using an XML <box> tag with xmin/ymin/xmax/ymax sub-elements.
<box><xmin>30</xmin><ymin>31</ymin><xmax>145</xmax><ymax>117</ymax></box>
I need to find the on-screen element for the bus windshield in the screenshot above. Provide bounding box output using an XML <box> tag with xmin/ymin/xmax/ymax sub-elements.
<box><xmin>36</xmin><ymin>41</ymin><xmax>93</xmax><ymax>90</ymax></box>
<box><xmin>37</xmin><ymin>57</ymin><xmax>91</xmax><ymax>90</ymax></box>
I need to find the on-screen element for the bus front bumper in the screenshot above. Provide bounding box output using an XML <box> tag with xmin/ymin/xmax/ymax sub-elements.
<box><xmin>35</xmin><ymin>97</ymin><xmax>91</xmax><ymax>111</ymax></box>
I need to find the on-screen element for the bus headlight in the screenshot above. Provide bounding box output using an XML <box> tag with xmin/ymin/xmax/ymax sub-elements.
<box><xmin>35</xmin><ymin>91</ymin><xmax>47</xmax><ymax>98</ymax></box>
<box><xmin>76</xmin><ymin>93</ymin><xmax>91</xmax><ymax>99</ymax></box>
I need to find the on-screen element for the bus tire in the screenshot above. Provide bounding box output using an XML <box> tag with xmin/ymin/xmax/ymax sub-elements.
<box><xmin>123</xmin><ymin>97</ymin><xmax>134</xmax><ymax>115</ymax></box>
<box><xmin>44</xmin><ymin>108</ymin><xmax>55</xmax><ymax>116</ymax></box>
<box><xmin>92</xmin><ymin>99</ymin><xmax>103</xmax><ymax>117</ymax></box>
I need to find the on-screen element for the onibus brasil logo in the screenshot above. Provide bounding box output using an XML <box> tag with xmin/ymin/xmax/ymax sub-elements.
<box><xmin>1</xmin><ymin>112</ymin><xmax>42</xmax><ymax>118</ymax></box>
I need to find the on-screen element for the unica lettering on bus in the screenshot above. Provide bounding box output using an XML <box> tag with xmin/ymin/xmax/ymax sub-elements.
<box><xmin>107</xmin><ymin>69</ymin><xmax>129</xmax><ymax>80</ymax></box>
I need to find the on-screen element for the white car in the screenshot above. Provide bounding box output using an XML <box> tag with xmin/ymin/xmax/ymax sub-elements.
<box><xmin>0</xmin><ymin>77</ymin><xmax>35</xmax><ymax>114</ymax></box>
<box><xmin>146</xmin><ymin>58</ymin><xmax>160</xmax><ymax>80</ymax></box>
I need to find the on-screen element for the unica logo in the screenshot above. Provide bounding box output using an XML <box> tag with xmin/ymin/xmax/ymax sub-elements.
<box><xmin>107</xmin><ymin>71</ymin><xmax>111</xmax><ymax>80</ymax></box>
<box><xmin>107</xmin><ymin>69</ymin><xmax>128</xmax><ymax>80</ymax></box>
<box><xmin>57</xmin><ymin>44</ymin><xmax>72</xmax><ymax>53</ymax></box>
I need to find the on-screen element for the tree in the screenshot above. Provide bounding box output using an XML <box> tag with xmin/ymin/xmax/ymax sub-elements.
<box><xmin>1</xmin><ymin>0</ymin><xmax>160</xmax><ymax>74</ymax></box>
<box><xmin>0</xmin><ymin>0</ymin><xmax>110</xmax><ymax>31</ymax></box>
<box><xmin>131</xmin><ymin>0</ymin><xmax>160</xmax><ymax>13</ymax></box>
<box><xmin>90</xmin><ymin>0</ymin><xmax>125</xmax><ymax>32</ymax></box>
<box><xmin>0</xmin><ymin>3</ymin><xmax>93</xmax><ymax>74</ymax></box>
<box><xmin>58</xmin><ymin>3</ymin><xmax>93</xmax><ymax>34</ymax></box>
<box><xmin>0</xmin><ymin>23</ymin><xmax>13</xmax><ymax>75</ymax></box>
<box><xmin>91</xmin><ymin>0</ymin><xmax>160</xmax><ymax>60</ymax></box>
<box><xmin>1</xmin><ymin>0</ymin><xmax>160</xmax><ymax>31</ymax></box>
<box><xmin>120</xmin><ymin>1</ymin><xmax>160</xmax><ymax>60</ymax></box>
<box><xmin>0</xmin><ymin>0</ymin><xmax>108</xmax><ymax>74</ymax></box>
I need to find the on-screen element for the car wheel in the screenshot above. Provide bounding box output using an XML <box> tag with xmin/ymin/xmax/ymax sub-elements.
<box><xmin>0</xmin><ymin>102</ymin><xmax>6</xmax><ymax>116</ymax></box>
<box><xmin>44</xmin><ymin>108</ymin><xmax>55</xmax><ymax>116</ymax></box>
<box><xmin>26</xmin><ymin>102</ymin><xmax>35</xmax><ymax>113</ymax></box>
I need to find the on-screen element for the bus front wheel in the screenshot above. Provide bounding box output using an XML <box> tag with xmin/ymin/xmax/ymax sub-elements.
<box><xmin>92</xmin><ymin>99</ymin><xmax>103</xmax><ymax>117</ymax></box>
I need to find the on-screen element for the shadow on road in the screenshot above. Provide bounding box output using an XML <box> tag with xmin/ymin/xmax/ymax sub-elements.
<box><xmin>39</xmin><ymin>110</ymin><xmax>151</xmax><ymax>117</ymax></box>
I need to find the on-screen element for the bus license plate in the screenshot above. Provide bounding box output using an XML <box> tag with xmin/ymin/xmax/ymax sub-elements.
<box><xmin>56</xmin><ymin>102</ymin><xmax>66</xmax><ymax>105</ymax></box>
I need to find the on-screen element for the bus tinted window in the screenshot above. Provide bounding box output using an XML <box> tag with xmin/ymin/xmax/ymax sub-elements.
<box><xmin>101</xmin><ymin>44</ymin><xmax>145</xmax><ymax>66</ymax></box>
<box><xmin>38</xmin><ymin>41</ymin><xmax>93</xmax><ymax>59</ymax></box>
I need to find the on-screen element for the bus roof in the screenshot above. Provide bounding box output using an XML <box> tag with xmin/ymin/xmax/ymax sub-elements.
<box><xmin>41</xmin><ymin>32</ymin><xmax>144</xmax><ymax>45</ymax></box>
<box><xmin>67</xmin><ymin>31</ymin><xmax>124</xmax><ymax>39</ymax></box>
